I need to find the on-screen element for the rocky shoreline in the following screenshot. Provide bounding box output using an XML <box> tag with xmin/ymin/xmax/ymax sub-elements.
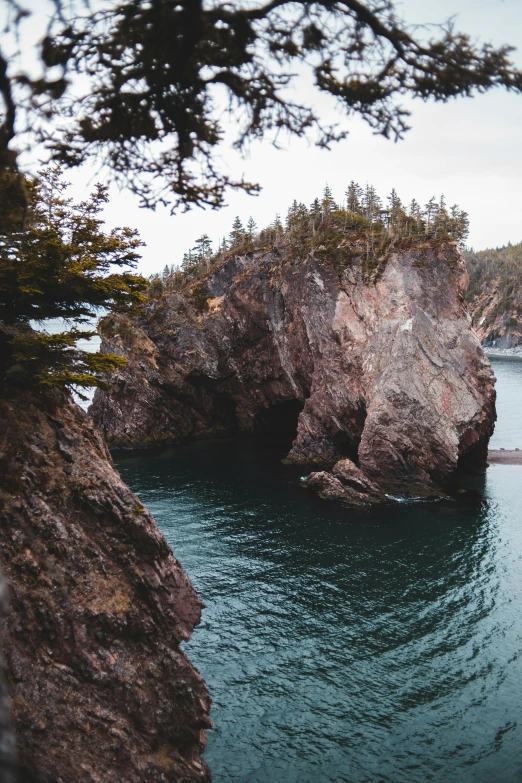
<box><xmin>484</xmin><ymin>347</ymin><xmax>522</xmax><ymax>358</ymax></box>
<box><xmin>488</xmin><ymin>449</ymin><xmax>522</xmax><ymax>464</ymax></box>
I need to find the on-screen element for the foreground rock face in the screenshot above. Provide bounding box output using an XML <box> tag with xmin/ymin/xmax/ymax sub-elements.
<box><xmin>92</xmin><ymin>240</ymin><xmax>496</xmax><ymax>500</ymax></box>
<box><xmin>0</xmin><ymin>573</ymin><xmax>17</xmax><ymax>783</ymax></box>
<box><xmin>0</xmin><ymin>393</ymin><xmax>211</xmax><ymax>782</ymax></box>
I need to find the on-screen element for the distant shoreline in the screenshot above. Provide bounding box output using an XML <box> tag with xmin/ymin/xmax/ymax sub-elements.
<box><xmin>484</xmin><ymin>347</ymin><xmax>522</xmax><ymax>358</ymax></box>
<box><xmin>488</xmin><ymin>450</ymin><xmax>522</xmax><ymax>465</ymax></box>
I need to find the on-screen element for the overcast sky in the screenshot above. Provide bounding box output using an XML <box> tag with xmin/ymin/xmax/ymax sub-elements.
<box><xmin>14</xmin><ymin>0</ymin><xmax>522</xmax><ymax>276</ymax></box>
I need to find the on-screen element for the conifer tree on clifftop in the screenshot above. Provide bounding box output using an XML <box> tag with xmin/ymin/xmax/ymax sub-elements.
<box><xmin>229</xmin><ymin>217</ymin><xmax>246</xmax><ymax>248</ymax></box>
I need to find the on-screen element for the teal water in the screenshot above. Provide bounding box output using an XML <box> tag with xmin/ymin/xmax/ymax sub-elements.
<box><xmin>488</xmin><ymin>355</ymin><xmax>522</xmax><ymax>450</ymax></box>
<box><xmin>115</xmin><ymin>356</ymin><xmax>522</xmax><ymax>783</ymax></box>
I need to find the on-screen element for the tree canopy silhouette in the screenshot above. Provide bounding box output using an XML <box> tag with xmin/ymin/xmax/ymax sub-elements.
<box><xmin>1</xmin><ymin>0</ymin><xmax>522</xmax><ymax>211</ymax></box>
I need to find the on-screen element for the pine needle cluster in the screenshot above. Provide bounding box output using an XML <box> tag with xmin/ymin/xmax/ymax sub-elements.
<box><xmin>0</xmin><ymin>167</ymin><xmax>147</xmax><ymax>396</ymax></box>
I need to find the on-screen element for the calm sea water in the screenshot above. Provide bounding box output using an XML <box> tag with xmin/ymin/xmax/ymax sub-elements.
<box><xmin>115</xmin><ymin>356</ymin><xmax>522</xmax><ymax>783</ymax></box>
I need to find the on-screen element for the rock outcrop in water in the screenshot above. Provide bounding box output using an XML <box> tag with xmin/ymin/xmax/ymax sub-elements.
<box><xmin>91</xmin><ymin>239</ymin><xmax>496</xmax><ymax>502</ymax></box>
<box><xmin>0</xmin><ymin>392</ymin><xmax>211</xmax><ymax>782</ymax></box>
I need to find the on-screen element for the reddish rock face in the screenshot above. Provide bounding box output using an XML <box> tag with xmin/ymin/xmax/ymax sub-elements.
<box><xmin>0</xmin><ymin>393</ymin><xmax>211</xmax><ymax>782</ymax></box>
<box><xmin>91</xmin><ymin>240</ymin><xmax>496</xmax><ymax>500</ymax></box>
<box><xmin>0</xmin><ymin>573</ymin><xmax>17</xmax><ymax>783</ymax></box>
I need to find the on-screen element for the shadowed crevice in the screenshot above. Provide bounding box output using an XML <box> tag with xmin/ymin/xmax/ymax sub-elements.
<box><xmin>253</xmin><ymin>399</ymin><xmax>304</xmax><ymax>442</ymax></box>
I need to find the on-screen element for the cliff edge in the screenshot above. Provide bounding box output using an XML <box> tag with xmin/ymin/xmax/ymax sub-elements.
<box><xmin>91</xmin><ymin>239</ymin><xmax>496</xmax><ymax>502</ymax></box>
<box><xmin>0</xmin><ymin>392</ymin><xmax>211</xmax><ymax>782</ymax></box>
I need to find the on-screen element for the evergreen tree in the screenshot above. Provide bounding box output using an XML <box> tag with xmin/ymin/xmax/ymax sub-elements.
<box><xmin>272</xmin><ymin>214</ymin><xmax>283</xmax><ymax>234</ymax></box>
<box><xmin>181</xmin><ymin>249</ymin><xmax>200</xmax><ymax>280</ymax></box>
<box><xmin>407</xmin><ymin>199</ymin><xmax>423</xmax><ymax>235</ymax></box>
<box><xmin>362</xmin><ymin>184</ymin><xmax>383</xmax><ymax>224</ymax></box>
<box><xmin>432</xmin><ymin>195</ymin><xmax>449</xmax><ymax>236</ymax></box>
<box><xmin>148</xmin><ymin>274</ymin><xmax>164</xmax><ymax>298</ymax></box>
<box><xmin>423</xmin><ymin>197</ymin><xmax>437</xmax><ymax>233</ymax></box>
<box><xmin>181</xmin><ymin>249</ymin><xmax>193</xmax><ymax>273</ymax></box>
<box><xmin>246</xmin><ymin>217</ymin><xmax>257</xmax><ymax>241</ymax></box>
<box><xmin>229</xmin><ymin>217</ymin><xmax>246</xmax><ymax>247</ymax></box>
<box><xmin>193</xmin><ymin>234</ymin><xmax>213</xmax><ymax>270</ymax></box>
<box><xmin>309</xmin><ymin>198</ymin><xmax>322</xmax><ymax>232</ymax></box>
<box><xmin>0</xmin><ymin>167</ymin><xmax>146</xmax><ymax>395</ymax></box>
<box><xmin>286</xmin><ymin>200</ymin><xmax>300</xmax><ymax>230</ymax></box>
<box><xmin>321</xmin><ymin>184</ymin><xmax>337</xmax><ymax>215</ymax></box>
<box><xmin>450</xmin><ymin>205</ymin><xmax>470</xmax><ymax>245</ymax></box>
<box><xmin>408</xmin><ymin>199</ymin><xmax>422</xmax><ymax>221</ymax></box>
<box><xmin>194</xmin><ymin>234</ymin><xmax>212</xmax><ymax>257</ymax></box>
<box><xmin>286</xmin><ymin>201</ymin><xmax>308</xmax><ymax>232</ymax></box>
<box><xmin>386</xmin><ymin>188</ymin><xmax>405</xmax><ymax>231</ymax></box>
<box><xmin>345</xmin><ymin>182</ymin><xmax>363</xmax><ymax>215</ymax></box>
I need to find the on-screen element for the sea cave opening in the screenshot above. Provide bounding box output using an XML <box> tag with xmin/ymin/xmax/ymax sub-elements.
<box><xmin>331</xmin><ymin>402</ymin><xmax>367</xmax><ymax>466</ymax></box>
<box><xmin>212</xmin><ymin>392</ymin><xmax>239</xmax><ymax>433</ymax></box>
<box><xmin>456</xmin><ymin>436</ymin><xmax>489</xmax><ymax>473</ymax></box>
<box><xmin>253</xmin><ymin>399</ymin><xmax>304</xmax><ymax>449</ymax></box>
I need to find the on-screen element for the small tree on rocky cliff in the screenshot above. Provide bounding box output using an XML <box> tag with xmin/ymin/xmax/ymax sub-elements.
<box><xmin>193</xmin><ymin>234</ymin><xmax>213</xmax><ymax>271</ymax></box>
<box><xmin>246</xmin><ymin>217</ymin><xmax>257</xmax><ymax>242</ymax></box>
<box><xmin>345</xmin><ymin>182</ymin><xmax>364</xmax><ymax>216</ymax></box>
<box><xmin>0</xmin><ymin>167</ymin><xmax>147</xmax><ymax>395</ymax></box>
<box><xmin>385</xmin><ymin>189</ymin><xmax>406</xmax><ymax>234</ymax></box>
<box><xmin>229</xmin><ymin>217</ymin><xmax>246</xmax><ymax>248</ymax></box>
<box><xmin>321</xmin><ymin>185</ymin><xmax>337</xmax><ymax>216</ymax></box>
<box><xmin>450</xmin><ymin>205</ymin><xmax>470</xmax><ymax>245</ymax></box>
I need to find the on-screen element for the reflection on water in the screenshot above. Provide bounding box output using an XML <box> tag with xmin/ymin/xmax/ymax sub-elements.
<box><xmin>115</xmin><ymin>357</ymin><xmax>522</xmax><ymax>783</ymax></box>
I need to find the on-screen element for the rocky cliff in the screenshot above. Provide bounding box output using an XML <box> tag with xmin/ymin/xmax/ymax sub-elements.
<box><xmin>91</xmin><ymin>238</ymin><xmax>495</xmax><ymax>502</ymax></box>
<box><xmin>465</xmin><ymin>242</ymin><xmax>522</xmax><ymax>349</ymax></box>
<box><xmin>0</xmin><ymin>392</ymin><xmax>211</xmax><ymax>782</ymax></box>
<box><xmin>0</xmin><ymin>573</ymin><xmax>17</xmax><ymax>783</ymax></box>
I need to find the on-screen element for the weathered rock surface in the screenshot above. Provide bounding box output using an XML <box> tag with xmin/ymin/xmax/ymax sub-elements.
<box><xmin>92</xmin><ymin>240</ymin><xmax>496</xmax><ymax>501</ymax></box>
<box><xmin>0</xmin><ymin>392</ymin><xmax>211</xmax><ymax>782</ymax></box>
<box><xmin>0</xmin><ymin>572</ymin><xmax>17</xmax><ymax>783</ymax></box>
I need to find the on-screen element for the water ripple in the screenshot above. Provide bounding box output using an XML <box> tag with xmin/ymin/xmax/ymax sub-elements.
<box><xmin>115</xmin><ymin>359</ymin><xmax>522</xmax><ymax>783</ymax></box>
